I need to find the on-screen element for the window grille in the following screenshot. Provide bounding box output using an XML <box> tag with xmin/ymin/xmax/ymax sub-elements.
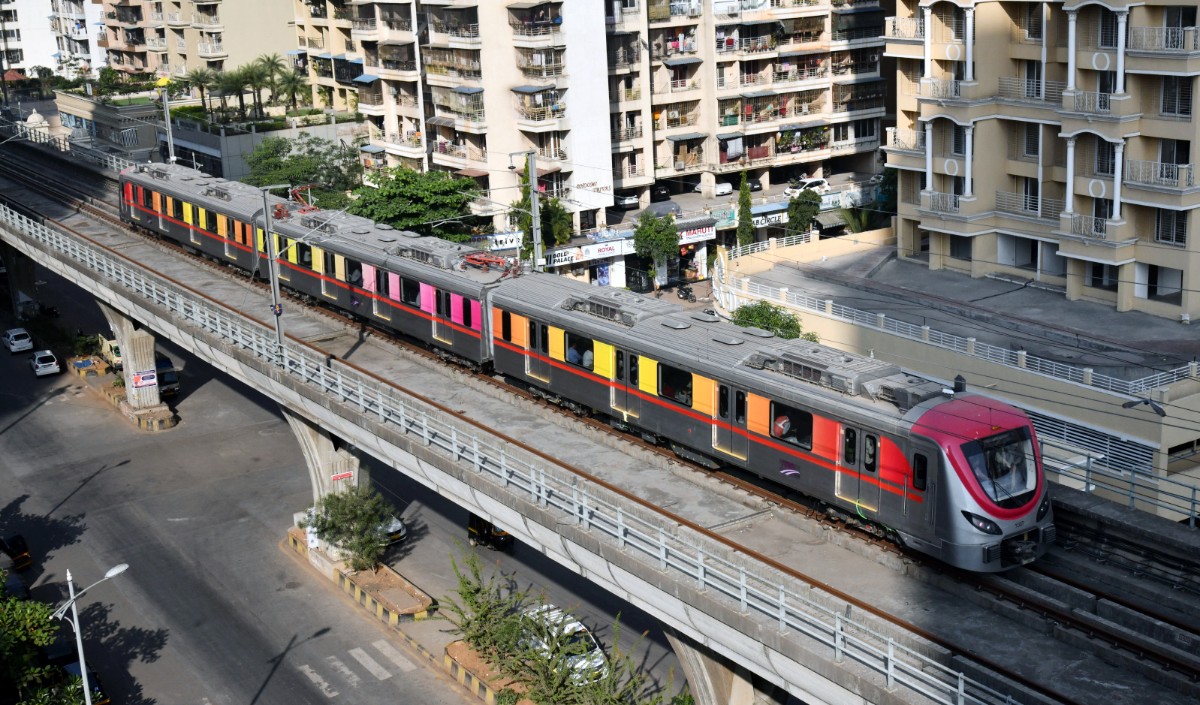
<box><xmin>1155</xmin><ymin>209</ymin><xmax>1188</xmax><ymax>246</ymax></box>
<box><xmin>1162</xmin><ymin>76</ymin><xmax>1193</xmax><ymax>116</ymax></box>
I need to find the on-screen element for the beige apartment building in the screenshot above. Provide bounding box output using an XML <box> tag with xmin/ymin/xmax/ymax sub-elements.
<box><xmin>99</xmin><ymin>0</ymin><xmax>293</xmax><ymax>77</ymax></box>
<box><xmin>315</xmin><ymin>0</ymin><xmax>884</xmax><ymax>236</ymax></box>
<box><xmin>885</xmin><ymin>1</ymin><xmax>1200</xmax><ymax>321</ymax></box>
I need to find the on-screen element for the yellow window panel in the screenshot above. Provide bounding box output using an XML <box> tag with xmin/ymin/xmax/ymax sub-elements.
<box><xmin>548</xmin><ymin>326</ymin><xmax>565</xmax><ymax>361</ymax></box>
<box><xmin>216</xmin><ymin>214</ymin><xmax>228</xmax><ymax>237</ymax></box>
<box><xmin>593</xmin><ymin>341</ymin><xmax>614</xmax><ymax>379</ymax></box>
<box><xmin>197</xmin><ymin>207</ymin><xmax>206</xmax><ymax>229</ymax></box>
<box><xmin>334</xmin><ymin>255</ymin><xmax>346</xmax><ymax>281</ymax></box>
<box><xmin>284</xmin><ymin>238</ymin><xmax>298</xmax><ymax>264</ymax></box>
<box><xmin>311</xmin><ymin>246</ymin><xmax>325</xmax><ymax>273</ymax></box>
<box><xmin>639</xmin><ymin>357</ymin><xmax>658</xmax><ymax>396</ymax></box>
<box><xmin>256</xmin><ymin>228</ymin><xmax>266</xmax><ymax>253</ymax></box>
<box><xmin>747</xmin><ymin>393</ymin><xmax>771</xmax><ymax>438</ymax></box>
<box><xmin>692</xmin><ymin>375</ymin><xmax>715</xmax><ymax>417</ymax></box>
<box><xmin>182</xmin><ymin>202</ymin><xmax>193</xmax><ymax>225</ymax></box>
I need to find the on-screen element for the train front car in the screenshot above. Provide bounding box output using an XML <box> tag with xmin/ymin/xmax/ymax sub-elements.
<box><xmin>910</xmin><ymin>395</ymin><xmax>1055</xmax><ymax>572</ymax></box>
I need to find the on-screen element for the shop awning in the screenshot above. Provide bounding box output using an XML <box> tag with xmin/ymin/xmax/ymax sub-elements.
<box><xmin>511</xmin><ymin>84</ymin><xmax>548</xmax><ymax>94</ymax></box>
<box><xmin>663</xmin><ymin>57</ymin><xmax>702</xmax><ymax>67</ymax></box>
<box><xmin>455</xmin><ymin>168</ymin><xmax>488</xmax><ymax>177</ymax></box>
<box><xmin>352</xmin><ymin>74</ymin><xmax>379</xmax><ymax>84</ymax></box>
<box><xmin>427</xmin><ymin>115</ymin><xmax>456</xmax><ymax>126</ymax></box>
<box><xmin>508</xmin><ymin>0</ymin><xmax>549</xmax><ymax>8</ymax></box>
<box><xmin>314</xmin><ymin>52</ymin><xmax>332</xmax><ymax>59</ymax></box>
<box><xmin>330</xmin><ymin>54</ymin><xmax>347</xmax><ymax>61</ymax></box>
<box><xmin>716</xmin><ymin>132</ymin><xmax>743</xmax><ymax>140</ymax></box>
<box><xmin>350</xmin><ymin>57</ymin><xmax>364</xmax><ymax>64</ymax></box>
<box><xmin>536</xmin><ymin>165</ymin><xmax>560</xmax><ymax>176</ymax></box>
<box><xmin>453</xmin><ymin>85</ymin><xmax>484</xmax><ymax>94</ymax></box>
<box><xmin>360</xmin><ymin>144</ymin><xmax>385</xmax><ymax>154</ymax></box>
<box><xmin>286</xmin><ymin>49</ymin><xmax>306</xmax><ymax>55</ymax></box>
<box><xmin>777</xmin><ymin>49</ymin><xmax>809</xmax><ymax>58</ymax></box>
<box><xmin>815</xmin><ymin>211</ymin><xmax>847</xmax><ymax>229</ymax></box>
<box><xmin>742</xmin><ymin>90</ymin><xmax>775</xmax><ymax>98</ymax></box>
<box><xmin>665</xmin><ymin>132</ymin><xmax>706</xmax><ymax>142</ymax></box>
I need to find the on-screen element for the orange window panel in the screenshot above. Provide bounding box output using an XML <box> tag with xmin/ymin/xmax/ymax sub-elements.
<box><xmin>691</xmin><ymin>375</ymin><xmax>715</xmax><ymax>417</ymax></box>
<box><xmin>216</xmin><ymin>214</ymin><xmax>228</xmax><ymax>237</ymax></box>
<box><xmin>811</xmin><ymin>416</ymin><xmax>840</xmax><ymax>462</ymax></box>
<box><xmin>493</xmin><ymin>309</ymin><xmax>527</xmax><ymax>348</ymax></box>
<box><xmin>151</xmin><ymin>191</ymin><xmax>162</xmax><ymax>213</ymax></box>
<box><xmin>746</xmin><ymin>393</ymin><xmax>771</xmax><ymax>438</ymax></box>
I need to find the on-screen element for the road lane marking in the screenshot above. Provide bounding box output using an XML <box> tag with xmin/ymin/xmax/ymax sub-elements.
<box><xmin>325</xmin><ymin>655</ymin><xmax>362</xmax><ymax>689</ymax></box>
<box><xmin>297</xmin><ymin>665</ymin><xmax>339</xmax><ymax>698</ymax></box>
<box><xmin>349</xmin><ymin>648</ymin><xmax>391</xmax><ymax>680</ymax></box>
<box><xmin>372</xmin><ymin>639</ymin><xmax>416</xmax><ymax>673</ymax></box>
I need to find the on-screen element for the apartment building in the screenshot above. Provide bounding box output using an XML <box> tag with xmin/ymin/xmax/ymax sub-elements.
<box><xmin>99</xmin><ymin>0</ymin><xmax>293</xmax><ymax>78</ymax></box>
<box><xmin>885</xmin><ymin>1</ymin><xmax>1200</xmax><ymax>321</ymax></box>
<box><xmin>1</xmin><ymin>0</ymin><xmax>60</xmax><ymax>75</ymax></box>
<box><xmin>334</xmin><ymin>0</ymin><xmax>883</xmax><ymax>240</ymax></box>
<box><xmin>51</xmin><ymin>0</ymin><xmax>108</xmax><ymax>78</ymax></box>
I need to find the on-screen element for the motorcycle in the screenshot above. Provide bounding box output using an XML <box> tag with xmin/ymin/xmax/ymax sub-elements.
<box><xmin>677</xmin><ymin>283</ymin><xmax>696</xmax><ymax>303</ymax></box>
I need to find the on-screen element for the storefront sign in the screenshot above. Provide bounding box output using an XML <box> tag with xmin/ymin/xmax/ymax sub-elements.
<box><xmin>751</xmin><ymin>210</ymin><xmax>789</xmax><ymax>228</ymax></box>
<box><xmin>545</xmin><ymin>238</ymin><xmax>635</xmax><ymax>268</ymax></box>
<box><xmin>679</xmin><ymin>224</ymin><xmax>716</xmax><ymax>245</ymax></box>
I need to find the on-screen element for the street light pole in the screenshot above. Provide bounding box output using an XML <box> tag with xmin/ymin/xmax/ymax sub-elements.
<box><xmin>259</xmin><ymin>184</ymin><xmax>291</xmax><ymax>356</ymax></box>
<box><xmin>52</xmin><ymin>564</ymin><xmax>130</xmax><ymax>705</ymax></box>
<box><xmin>527</xmin><ymin>151</ymin><xmax>542</xmax><ymax>272</ymax></box>
<box><xmin>156</xmin><ymin>77</ymin><xmax>176</xmax><ymax>163</ymax></box>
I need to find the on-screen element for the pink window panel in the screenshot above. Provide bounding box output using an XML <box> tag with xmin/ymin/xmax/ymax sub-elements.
<box><xmin>388</xmin><ymin>273</ymin><xmax>401</xmax><ymax>301</ymax></box>
<box><xmin>470</xmin><ymin>300</ymin><xmax>482</xmax><ymax>331</ymax></box>
<box><xmin>362</xmin><ymin>264</ymin><xmax>377</xmax><ymax>292</ymax></box>
<box><xmin>450</xmin><ymin>294</ymin><xmax>465</xmax><ymax>325</ymax></box>
<box><xmin>419</xmin><ymin>283</ymin><xmax>435</xmax><ymax>313</ymax></box>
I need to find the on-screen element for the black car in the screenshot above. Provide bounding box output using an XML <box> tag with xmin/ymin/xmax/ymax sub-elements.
<box><xmin>748</xmin><ymin>179</ymin><xmax>763</xmax><ymax>192</ymax></box>
<box><xmin>650</xmin><ymin>184</ymin><xmax>671</xmax><ymax>202</ymax></box>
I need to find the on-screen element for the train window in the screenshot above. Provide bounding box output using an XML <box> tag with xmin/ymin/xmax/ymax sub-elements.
<box><xmin>346</xmin><ymin>260</ymin><xmax>363</xmax><ymax>286</ymax></box>
<box><xmin>863</xmin><ymin>435</ymin><xmax>878</xmax><ymax>473</ymax></box>
<box><xmin>435</xmin><ymin>291</ymin><xmax>448</xmax><ymax>316</ymax></box>
<box><xmin>843</xmin><ymin>428</ymin><xmax>857</xmax><ymax>464</ymax></box>
<box><xmin>629</xmin><ymin>355</ymin><xmax>639</xmax><ymax>386</ymax></box>
<box><xmin>171</xmin><ymin>199</ymin><xmax>183</xmax><ymax>219</ymax></box>
<box><xmin>770</xmin><ymin>402</ymin><xmax>813</xmax><ymax>449</ymax></box>
<box><xmin>718</xmin><ymin>386</ymin><xmax>729</xmax><ymax>419</ymax></box>
<box><xmin>616</xmin><ymin>351</ymin><xmax>625</xmax><ymax>381</ymax></box>
<box><xmin>501</xmin><ymin>311</ymin><xmax>513</xmax><ymax>341</ymax></box>
<box><xmin>204</xmin><ymin>210</ymin><xmax>217</xmax><ymax>234</ymax></box>
<box><xmin>296</xmin><ymin>242</ymin><xmax>313</xmax><ymax>269</ymax></box>
<box><xmin>538</xmin><ymin>324</ymin><xmax>548</xmax><ymax>354</ymax></box>
<box><xmin>658</xmin><ymin>364</ymin><xmax>693</xmax><ymax>407</ymax></box>
<box><xmin>735</xmin><ymin>391</ymin><xmax>746</xmax><ymax>424</ymax></box>
<box><xmin>136</xmin><ymin>186</ymin><xmax>145</xmax><ymax>206</ymax></box>
<box><xmin>912</xmin><ymin>454</ymin><xmax>928</xmax><ymax>491</ymax></box>
<box><xmin>400</xmin><ymin>277</ymin><xmax>420</xmax><ymax>306</ymax></box>
<box><xmin>565</xmin><ymin>333</ymin><xmax>594</xmax><ymax>370</ymax></box>
<box><xmin>462</xmin><ymin>299</ymin><xmax>472</xmax><ymax>329</ymax></box>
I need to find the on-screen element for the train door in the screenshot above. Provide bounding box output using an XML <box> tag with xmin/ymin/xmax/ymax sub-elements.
<box><xmin>713</xmin><ymin>385</ymin><xmax>747</xmax><ymax>459</ymax></box>
<box><xmin>610</xmin><ymin>350</ymin><xmax>640</xmax><ymax>419</ymax></box>
<box><xmin>526</xmin><ymin>320</ymin><xmax>550</xmax><ymax>381</ymax></box>
<box><xmin>433</xmin><ymin>289</ymin><xmax>452</xmax><ymax>343</ymax></box>
<box><xmin>836</xmin><ymin>428</ymin><xmax>881</xmax><ymax>511</ymax></box>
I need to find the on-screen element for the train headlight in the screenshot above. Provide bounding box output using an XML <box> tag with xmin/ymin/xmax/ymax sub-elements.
<box><xmin>1036</xmin><ymin>495</ymin><xmax>1051</xmax><ymax>521</ymax></box>
<box><xmin>961</xmin><ymin>511</ymin><xmax>1002</xmax><ymax>535</ymax></box>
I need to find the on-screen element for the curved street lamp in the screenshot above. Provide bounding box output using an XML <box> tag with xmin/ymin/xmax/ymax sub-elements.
<box><xmin>51</xmin><ymin>563</ymin><xmax>130</xmax><ymax>705</ymax></box>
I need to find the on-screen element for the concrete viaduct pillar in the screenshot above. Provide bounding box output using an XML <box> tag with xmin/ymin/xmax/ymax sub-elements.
<box><xmin>99</xmin><ymin>301</ymin><xmax>165</xmax><ymax>410</ymax></box>
<box><xmin>3</xmin><ymin>242</ymin><xmax>37</xmax><ymax>319</ymax></box>
<box><xmin>282</xmin><ymin>406</ymin><xmax>366</xmax><ymax>503</ymax></box>
<box><xmin>665</xmin><ymin>627</ymin><xmax>788</xmax><ymax>705</ymax></box>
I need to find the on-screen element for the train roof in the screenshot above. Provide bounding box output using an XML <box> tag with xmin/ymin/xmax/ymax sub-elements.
<box><xmin>123</xmin><ymin>163</ymin><xmax>511</xmax><ymax>286</ymax></box>
<box><xmin>493</xmin><ymin>273</ymin><xmax>957</xmax><ymax>426</ymax></box>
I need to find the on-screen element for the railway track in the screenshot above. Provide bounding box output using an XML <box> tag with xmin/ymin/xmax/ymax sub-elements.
<box><xmin>4</xmin><ymin>143</ymin><xmax>1200</xmax><ymax>705</ymax></box>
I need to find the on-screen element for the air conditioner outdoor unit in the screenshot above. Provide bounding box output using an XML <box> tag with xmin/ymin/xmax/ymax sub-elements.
<box><xmin>675</xmin><ymin>160</ymin><xmax>686</xmax><ymax>170</ymax></box>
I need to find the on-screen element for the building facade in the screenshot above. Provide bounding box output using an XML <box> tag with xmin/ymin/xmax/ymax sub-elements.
<box><xmin>51</xmin><ymin>0</ymin><xmax>108</xmax><ymax>79</ymax></box>
<box><xmin>322</xmin><ymin>0</ymin><xmax>884</xmax><ymax>237</ymax></box>
<box><xmin>885</xmin><ymin>1</ymin><xmax>1200</xmax><ymax>320</ymax></box>
<box><xmin>3</xmin><ymin>0</ymin><xmax>61</xmax><ymax>75</ymax></box>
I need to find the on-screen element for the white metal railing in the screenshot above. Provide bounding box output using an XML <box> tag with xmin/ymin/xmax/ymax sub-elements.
<box><xmin>0</xmin><ymin>199</ymin><xmax>1028</xmax><ymax>705</ymax></box>
<box><xmin>884</xmin><ymin>16</ymin><xmax>924</xmax><ymax>40</ymax></box>
<box><xmin>921</xmin><ymin>79</ymin><xmax>960</xmax><ymax>99</ymax></box>
<box><xmin>1127</xmin><ymin>26</ymin><xmax>1199</xmax><ymax>53</ymax></box>
<box><xmin>884</xmin><ymin>127</ymin><xmax>923</xmax><ymax>151</ymax></box>
<box><xmin>926</xmin><ymin>191</ymin><xmax>960</xmax><ymax>213</ymax></box>
<box><xmin>1071</xmin><ymin>214</ymin><xmax>1109</xmax><ymax>239</ymax></box>
<box><xmin>1072</xmin><ymin>91</ymin><xmax>1111</xmax><ymax>114</ymax></box>
<box><xmin>1124</xmin><ymin>159</ymin><xmax>1195</xmax><ymax>189</ymax></box>
<box><xmin>0</xmin><ymin>119</ymin><xmax>133</xmax><ymax>172</ymax></box>
<box><xmin>997</xmin><ymin>77</ymin><xmax>1064</xmax><ymax>104</ymax></box>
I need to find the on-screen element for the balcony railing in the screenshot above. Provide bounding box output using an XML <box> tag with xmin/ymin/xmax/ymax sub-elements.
<box><xmin>921</xmin><ymin>79</ymin><xmax>960</xmax><ymax>99</ymax></box>
<box><xmin>1124</xmin><ymin>160</ymin><xmax>1195</xmax><ymax>189</ymax></box>
<box><xmin>352</xmin><ymin>18</ymin><xmax>377</xmax><ymax>31</ymax></box>
<box><xmin>197</xmin><ymin>41</ymin><xmax>224</xmax><ymax>55</ymax></box>
<box><xmin>884</xmin><ymin>16</ymin><xmax>924</xmax><ymax>40</ymax></box>
<box><xmin>612</xmin><ymin>126</ymin><xmax>643</xmax><ymax>141</ymax></box>
<box><xmin>382</xmin><ymin>131</ymin><xmax>423</xmax><ymax>148</ymax></box>
<box><xmin>537</xmin><ymin>146</ymin><xmax>566</xmax><ymax>161</ymax></box>
<box><xmin>1072</xmin><ymin>91</ymin><xmax>1111</xmax><ymax>115</ymax></box>
<box><xmin>193</xmin><ymin>14</ymin><xmax>220</xmax><ymax>27</ymax></box>
<box><xmin>619</xmin><ymin>87</ymin><xmax>641</xmax><ymax>102</ymax></box>
<box><xmin>653</xmin><ymin>77</ymin><xmax>700</xmax><ymax>94</ymax></box>
<box><xmin>1071</xmin><ymin>214</ymin><xmax>1109</xmax><ymax>239</ymax></box>
<box><xmin>1127</xmin><ymin>26</ymin><xmax>1199</xmax><ymax>53</ymax></box>
<box><xmin>995</xmin><ymin>191</ymin><xmax>1062</xmax><ymax>219</ymax></box>
<box><xmin>146</xmin><ymin>37</ymin><xmax>167</xmax><ymax>50</ymax></box>
<box><xmin>516</xmin><ymin>105</ymin><xmax>566</xmax><ymax>122</ymax></box>
<box><xmin>510</xmin><ymin>21</ymin><xmax>563</xmax><ymax>38</ymax></box>
<box><xmin>383</xmin><ymin>17</ymin><xmax>411</xmax><ymax>32</ymax></box>
<box><xmin>997</xmin><ymin>77</ymin><xmax>1065</xmax><ymax>104</ymax></box>
<box><xmin>926</xmin><ymin>191</ymin><xmax>960</xmax><ymax>213</ymax></box>
<box><xmin>885</xmin><ymin>127</ymin><xmax>924</xmax><ymax>151</ymax></box>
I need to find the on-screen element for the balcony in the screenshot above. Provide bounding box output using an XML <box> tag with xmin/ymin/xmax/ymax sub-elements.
<box><xmin>197</xmin><ymin>41</ymin><xmax>226</xmax><ymax>58</ymax></box>
<box><xmin>884</xmin><ymin>16</ymin><xmax>923</xmax><ymax>40</ymax></box>
<box><xmin>924</xmin><ymin>191</ymin><xmax>960</xmax><ymax>214</ymax></box>
<box><xmin>921</xmin><ymin>78</ymin><xmax>961</xmax><ymax>99</ymax></box>
<box><xmin>997</xmin><ymin>77</ymin><xmax>1064</xmax><ymax>105</ymax></box>
<box><xmin>884</xmin><ymin>127</ymin><xmax>924</xmax><ymax>152</ymax></box>
<box><xmin>166</xmin><ymin>12</ymin><xmax>190</xmax><ymax>26</ymax></box>
<box><xmin>1071</xmin><ymin>214</ymin><xmax>1111</xmax><ymax>239</ymax></box>
<box><xmin>146</xmin><ymin>36</ymin><xmax>167</xmax><ymax>51</ymax></box>
<box><xmin>1127</xmin><ymin>26</ymin><xmax>1199</xmax><ymax>54</ymax></box>
<box><xmin>515</xmin><ymin>104</ymin><xmax>566</xmax><ymax>123</ymax></box>
<box><xmin>430</xmin><ymin>20</ymin><xmax>481</xmax><ymax>47</ymax></box>
<box><xmin>1070</xmin><ymin>91</ymin><xmax>1111</xmax><ymax>115</ymax></box>
<box><xmin>995</xmin><ymin>191</ymin><xmax>1062</xmax><ymax>219</ymax></box>
<box><xmin>300</xmin><ymin>36</ymin><xmax>325</xmax><ymax>50</ymax></box>
<box><xmin>193</xmin><ymin>14</ymin><xmax>222</xmax><ymax>29</ymax></box>
<box><xmin>1124</xmin><ymin>160</ymin><xmax>1195</xmax><ymax>190</ymax></box>
<box><xmin>652</xmin><ymin>77</ymin><xmax>700</xmax><ymax>95</ymax></box>
<box><xmin>612</xmin><ymin>126</ymin><xmax>643</xmax><ymax>141</ymax></box>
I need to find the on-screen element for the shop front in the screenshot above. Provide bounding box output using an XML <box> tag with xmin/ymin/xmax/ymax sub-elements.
<box><xmin>543</xmin><ymin>234</ymin><xmax>636</xmax><ymax>288</ymax></box>
<box><xmin>674</xmin><ymin>217</ymin><xmax>717</xmax><ymax>282</ymax></box>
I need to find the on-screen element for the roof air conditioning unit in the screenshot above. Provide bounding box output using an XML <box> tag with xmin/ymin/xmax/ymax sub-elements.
<box><xmin>675</xmin><ymin>161</ymin><xmax>685</xmax><ymax>170</ymax></box>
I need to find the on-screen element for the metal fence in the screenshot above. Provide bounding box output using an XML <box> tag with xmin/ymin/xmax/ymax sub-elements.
<box><xmin>0</xmin><ymin>204</ymin><xmax>1022</xmax><ymax>705</ymax></box>
<box><xmin>0</xmin><ymin>118</ymin><xmax>135</xmax><ymax>173</ymax></box>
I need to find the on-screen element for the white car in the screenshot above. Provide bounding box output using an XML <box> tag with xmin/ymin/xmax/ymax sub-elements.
<box><xmin>693</xmin><ymin>181</ymin><xmax>734</xmax><ymax>196</ymax></box>
<box><xmin>3</xmin><ymin>328</ymin><xmax>33</xmax><ymax>353</ymax></box>
<box><xmin>520</xmin><ymin>604</ymin><xmax>608</xmax><ymax>683</ymax></box>
<box><xmin>613</xmin><ymin>192</ymin><xmax>640</xmax><ymax>210</ymax></box>
<box><xmin>30</xmin><ymin>350</ymin><xmax>61</xmax><ymax>376</ymax></box>
<box><xmin>783</xmin><ymin>177</ymin><xmax>831</xmax><ymax>198</ymax></box>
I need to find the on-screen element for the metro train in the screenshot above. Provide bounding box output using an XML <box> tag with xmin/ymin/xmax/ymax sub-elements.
<box><xmin>118</xmin><ymin>163</ymin><xmax>1056</xmax><ymax>572</ymax></box>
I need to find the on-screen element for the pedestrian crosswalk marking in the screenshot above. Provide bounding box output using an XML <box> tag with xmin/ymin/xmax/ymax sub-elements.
<box><xmin>298</xmin><ymin>664</ymin><xmax>339</xmax><ymax>698</ymax></box>
<box><xmin>372</xmin><ymin>639</ymin><xmax>416</xmax><ymax>673</ymax></box>
<box><xmin>349</xmin><ymin>647</ymin><xmax>392</xmax><ymax>680</ymax></box>
<box><xmin>325</xmin><ymin>655</ymin><xmax>362</xmax><ymax>689</ymax></box>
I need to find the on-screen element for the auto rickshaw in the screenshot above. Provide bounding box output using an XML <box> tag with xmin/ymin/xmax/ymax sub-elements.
<box><xmin>2</xmin><ymin>534</ymin><xmax>32</xmax><ymax>571</ymax></box>
<box><xmin>467</xmin><ymin>513</ymin><xmax>514</xmax><ymax>552</ymax></box>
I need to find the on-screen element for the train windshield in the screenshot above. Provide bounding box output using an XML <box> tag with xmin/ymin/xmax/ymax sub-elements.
<box><xmin>960</xmin><ymin>427</ymin><xmax>1037</xmax><ymax>508</ymax></box>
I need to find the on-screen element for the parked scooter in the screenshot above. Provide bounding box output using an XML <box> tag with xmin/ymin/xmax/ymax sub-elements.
<box><xmin>676</xmin><ymin>283</ymin><xmax>696</xmax><ymax>303</ymax></box>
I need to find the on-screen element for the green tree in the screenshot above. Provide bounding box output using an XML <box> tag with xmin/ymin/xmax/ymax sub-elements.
<box><xmin>96</xmin><ymin>66</ymin><xmax>122</xmax><ymax>96</ymax></box>
<box><xmin>838</xmin><ymin>206</ymin><xmax>872</xmax><ymax>233</ymax></box>
<box><xmin>735</xmin><ymin>172</ymin><xmax>754</xmax><ymax>246</ymax></box>
<box><xmin>633</xmin><ymin>212</ymin><xmax>678</xmax><ymax>286</ymax></box>
<box><xmin>731</xmin><ymin>300</ymin><xmax>817</xmax><ymax>341</ymax></box>
<box><xmin>274</xmin><ymin>68</ymin><xmax>309</xmax><ymax>111</ymax></box>
<box><xmin>875</xmin><ymin>167</ymin><xmax>897</xmax><ymax>215</ymax></box>
<box><xmin>242</xmin><ymin>62</ymin><xmax>272</xmax><ymax>118</ymax></box>
<box><xmin>348</xmin><ymin>167</ymin><xmax>482</xmax><ymax>241</ymax></box>
<box><xmin>439</xmin><ymin>550</ymin><xmax>527</xmax><ymax>664</ymax></box>
<box><xmin>181</xmin><ymin>67</ymin><xmax>216</xmax><ymax>116</ymax></box>
<box><xmin>509</xmin><ymin>169</ymin><xmax>573</xmax><ymax>258</ymax></box>
<box><xmin>301</xmin><ymin>486</ymin><xmax>394</xmax><ymax>572</ymax></box>
<box><xmin>244</xmin><ymin>133</ymin><xmax>362</xmax><ymax>210</ymax></box>
<box><xmin>786</xmin><ymin>190</ymin><xmax>822</xmax><ymax>238</ymax></box>
<box><xmin>216</xmin><ymin>68</ymin><xmax>250</xmax><ymax>119</ymax></box>
<box><xmin>0</xmin><ymin>591</ymin><xmax>60</xmax><ymax>699</ymax></box>
<box><xmin>257</xmin><ymin>53</ymin><xmax>287</xmax><ymax>82</ymax></box>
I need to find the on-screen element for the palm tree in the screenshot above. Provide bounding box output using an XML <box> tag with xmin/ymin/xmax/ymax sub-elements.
<box><xmin>182</xmin><ymin>66</ymin><xmax>217</xmax><ymax>116</ymax></box>
<box><xmin>242</xmin><ymin>62</ymin><xmax>272</xmax><ymax>118</ymax></box>
<box><xmin>273</xmin><ymin>68</ymin><xmax>309</xmax><ymax>111</ymax></box>
<box><xmin>217</xmin><ymin>68</ymin><xmax>250</xmax><ymax>120</ymax></box>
